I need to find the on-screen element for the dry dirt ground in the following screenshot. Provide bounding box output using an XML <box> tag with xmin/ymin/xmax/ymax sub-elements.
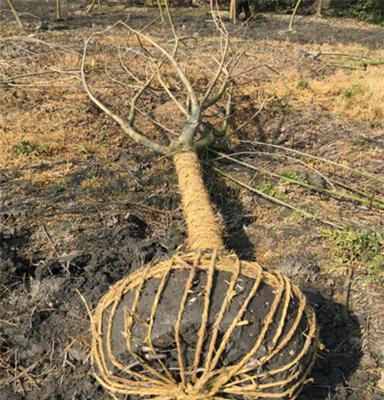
<box><xmin>0</xmin><ymin>1</ymin><xmax>384</xmax><ymax>400</ymax></box>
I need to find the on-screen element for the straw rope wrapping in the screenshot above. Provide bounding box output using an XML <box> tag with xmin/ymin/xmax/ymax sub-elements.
<box><xmin>173</xmin><ymin>152</ymin><xmax>224</xmax><ymax>250</ymax></box>
<box><xmin>91</xmin><ymin>251</ymin><xmax>318</xmax><ymax>399</ymax></box>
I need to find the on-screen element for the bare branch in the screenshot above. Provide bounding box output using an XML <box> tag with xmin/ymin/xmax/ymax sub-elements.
<box><xmin>139</xmin><ymin>16</ymin><xmax>162</xmax><ymax>33</ymax></box>
<box><xmin>81</xmin><ymin>17</ymin><xmax>239</xmax><ymax>153</ymax></box>
<box><xmin>211</xmin><ymin>164</ymin><xmax>344</xmax><ymax>229</ymax></box>
<box><xmin>6</xmin><ymin>0</ymin><xmax>24</xmax><ymax>28</ymax></box>
<box><xmin>104</xmin><ymin>60</ymin><xmax>142</xmax><ymax>90</ymax></box>
<box><xmin>202</xmin><ymin>81</ymin><xmax>227</xmax><ymax>111</ymax></box>
<box><xmin>135</xmin><ymin>33</ymin><xmax>156</xmax><ymax>59</ymax></box>
<box><xmin>210</xmin><ymin>0</ymin><xmax>229</xmax><ymax>37</ymax></box>
<box><xmin>155</xmin><ymin>0</ymin><xmax>165</xmax><ymax>23</ymax></box>
<box><xmin>231</xmin><ymin>63</ymin><xmax>264</xmax><ymax>79</ymax></box>
<box><xmin>81</xmin><ymin>35</ymin><xmax>169</xmax><ymax>154</ymax></box>
<box><xmin>117</xmin><ymin>21</ymin><xmax>199</xmax><ymax>112</ymax></box>
<box><xmin>118</xmin><ymin>46</ymin><xmax>158</xmax><ymax>90</ymax></box>
<box><xmin>164</xmin><ymin>0</ymin><xmax>176</xmax><ymax>39</ymax></box>
<box><xmin>55</xmin><ymin>0</ymin><xmax>62</xmax><ymax>20</ymax></box>
<box><xmin>201</xmin><ymin>37</ymin><xmax>230</xmax><ymax>108</ymax></box>
<box><xmin>220</xmin><ymin>86</ymin><xmax>232</xmax><ymax>136</ymax></box>
<box><xmin>289</xmin><ymin>0</ymin><xmax>303</xmax><ymax>31</ymax></box>
<box><xmin>157</xmin><ymin>68</ymin><xmax>189</xmax><ymax>117</ymax></box>
<box><xmin>128</xmin><ymin>68</ymin><xmax>158</xmax><ymax>123</ymax></box>
<box><xmin>201</xmin><ymin>54</ymin><xmax>239</xmax><ymax>111</ymax></box>
<box><xmin>133</xmin><ymin>105</ymin><xmax>180</xmax><ymax>138</ymax></box>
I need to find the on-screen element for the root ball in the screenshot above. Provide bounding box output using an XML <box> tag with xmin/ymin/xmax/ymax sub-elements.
<box><xmin>92</xmin><ymin>250</ymin><xmax>318</xmax><ymax>399</ymax></box>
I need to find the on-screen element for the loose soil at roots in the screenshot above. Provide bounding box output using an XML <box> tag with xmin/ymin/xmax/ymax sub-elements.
<box><xmin>0</xmin><ymin>2</ymin><xmax>384</xmax><ymax>400</ymax></box>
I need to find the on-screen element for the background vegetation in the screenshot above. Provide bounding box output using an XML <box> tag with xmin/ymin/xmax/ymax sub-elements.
<box><xmin>330</xmin><ymin>0</ymin><xmax>384</xmax><ymax>24</ymax></box>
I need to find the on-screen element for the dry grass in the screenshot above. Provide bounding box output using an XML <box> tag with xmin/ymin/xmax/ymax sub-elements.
<box><xmin>274</xmin><ymin>68</ymin><xmax>384</xmax><ymax>125</ymax></box>
<box><xmin>1</xmin><ymin>19</ymin><xmax>383</xmax><ymax>185</ymax></box>
<box><xmin>271</xmin><ymin>43</ymin><xmax>384</xmax><ymax>126</ymax></box>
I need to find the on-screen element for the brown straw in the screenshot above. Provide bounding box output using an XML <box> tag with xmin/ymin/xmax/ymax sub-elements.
<box><xmin>173</xmin><ymin>151</ymin><xmax>224</xmax><ymax>250</ymax></box>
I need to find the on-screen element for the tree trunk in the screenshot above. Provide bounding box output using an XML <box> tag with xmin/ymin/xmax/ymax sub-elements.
<box><xmin>229</xmin><ymin>0</ymin><xmax>236</xmax><ymax>23</ymax></box>
<box><xmin>173</xmin><ymin>151</ymin><xmax>224</xmax><ymax>250</ymax></box>
<box><xmin>56</xmin><ymin>0</ymin><xmax>62</xmax><ymax>19</ymax></box>
<box><xmin>289</xmin><ymin>0</ymin><xmax>303</xmax><ymax>31</ymax></box>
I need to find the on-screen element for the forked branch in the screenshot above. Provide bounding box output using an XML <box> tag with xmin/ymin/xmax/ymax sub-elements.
<box><xmin>81</xmin><ymin>35</ymin><xmax>169</xmax><ymax>154</ymax></box>
<box><xmin>81</xmin><ymin>11</ymin><xmax>240</xmax><ymax>155</ymax></box>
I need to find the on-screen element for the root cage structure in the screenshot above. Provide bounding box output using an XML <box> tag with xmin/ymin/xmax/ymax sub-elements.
<box><xmin>82</xmin><ymin>6</ymin><xmax>319</xmax><ymax>399</ymax></box>
<box><xmin>92</xmin><ymin>250</ymin><xmax>317</xmax><ymax>399</ymax></box>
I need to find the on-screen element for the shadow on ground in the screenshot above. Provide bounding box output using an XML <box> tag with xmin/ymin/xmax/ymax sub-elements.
<box><xmin>299</xmin><ymin>298</ymin><xmax>363</xmax><ymax>400</ymax></box>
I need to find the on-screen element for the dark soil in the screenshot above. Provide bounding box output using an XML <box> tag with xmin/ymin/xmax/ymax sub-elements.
<box><xmin>1</xmin><ymin>2</ymin><xmax>383</xmax><ymax>400</ymax></box>
<box><xmin>0</xmin><ymin>214</ymin><xmax>379</xmax><ymax>400</ymax></box>
<box><xmin>105</xmin><ymin>260</ymin><xmax>312</xmax><ymax>399</ymax></box>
